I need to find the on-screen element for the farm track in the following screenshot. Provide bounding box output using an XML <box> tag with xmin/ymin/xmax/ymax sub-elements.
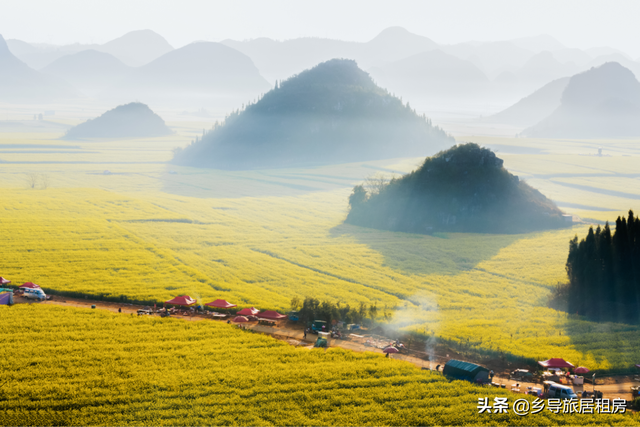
<box><xmin>18</xmin><ymin>296</ymin><xmax>636</xmax><ymax>401</ymax></box>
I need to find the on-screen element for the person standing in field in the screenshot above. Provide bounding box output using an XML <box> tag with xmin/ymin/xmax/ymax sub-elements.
<box><xmin>490</xmin><ymin>370</ymin><xmax>495</xmax><ymax>382</ymax></box>
<box><xmin>118</xmin><ymin>307</ymin><xmax>122</xmax><ymax>313</ymax></box>
<box><xmin>304</xmin><ymin>328</ymin><xmax>307</xmax><ymax>339</ymax></box>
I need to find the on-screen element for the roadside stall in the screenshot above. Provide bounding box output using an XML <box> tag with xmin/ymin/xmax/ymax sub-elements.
<box><xmin>237</xmin><ymin>307</ymin><xmax>259</xmax><ymax>316</ymax></box>
<box><xmin>256</xmin><ymin>310</ymin><xmax>287</xmax><ymax>326</ymax></box>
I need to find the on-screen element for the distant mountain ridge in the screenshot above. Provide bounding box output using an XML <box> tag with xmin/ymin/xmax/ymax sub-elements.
<box><xmin>41</xmin><ymin>50</ymin><xmax>131</xmax><ymax>96</ymax></box>
<box><xmin>489</xmin><ymin>77</ymin><xmax>570</xmax><ymax>127</ymax></box>
<box><xmin>0</xmin><ymin>34</ymin><xmax>76</xmax><ymax>102</ymax></box>
<box><xmin>63</xmin><ymin>102</ymin><xmax>172</xmax><ymax>139</ymax></box>
<box><xmin>524</xmin><ymin>62</ymin><xmax>640</xmax><ymax>138</ymax></box>
<box><xmin>7</xmin><ymin>30</ymin><xmax>173</xmax><ymax>69</ymax></box>
<box><xmin>104</xmin><ymin>42</ymin><xmax>271</xmax><ymax>107</ymax></box>
<box><xmin>369</xmin><ymin>49</ymin><xmax>490</xmax><ymax>101</ymax></box>
<box><xmin>346</xmin><ymin>143</ymin><xmax>566</xmax><ymax>234</ymax></box>
<box><xmin>172</xmin><ymin>59</ymin><xmax>453</xmax><ymax>169</ymax></box>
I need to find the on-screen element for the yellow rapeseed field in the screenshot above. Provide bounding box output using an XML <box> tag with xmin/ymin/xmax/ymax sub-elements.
<box><xmin>2</xmin><ymin>127</ymin><xmax>640</xmax><ymax>371</ymax></box>
<box><xmin>0</xmin><ymin>305</ymin><xmax>635</xmax><ymax>426</ymax></box>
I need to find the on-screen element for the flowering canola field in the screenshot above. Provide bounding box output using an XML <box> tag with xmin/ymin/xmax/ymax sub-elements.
<box><xmin>2</xmin><ymin>129</ymin><xmax>640</xmax><ymax>372</ymax></box>
<box><xmin>0</xmin><ymin>305</ymin><xmax>635</xmax><ymax>426</ymax></box>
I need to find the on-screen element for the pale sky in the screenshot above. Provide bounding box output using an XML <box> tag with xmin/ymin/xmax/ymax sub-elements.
<box><xmin>1</xmin><ymin>0</ymin><xmax>639</xmax><ymax>58</ymax></box>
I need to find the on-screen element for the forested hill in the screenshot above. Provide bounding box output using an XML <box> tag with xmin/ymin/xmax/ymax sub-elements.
<box><xmin>64</xmin><ymin>102</ymin><xmax>172</xmax><ymax>139</ymax></box>
<box><xmin>565</xmin><ymin>211</ymin><xmax>640</xmax><ymax>323</ymax></box>
<box><xmin>346</xmin><ymin>143</ymin><xmax>566</xmax><ymax>234</ymax></box>
<box><xmin>172</xmin><ymin>59</ymin><xmax>453</xmax><ymax>169</ymax></box>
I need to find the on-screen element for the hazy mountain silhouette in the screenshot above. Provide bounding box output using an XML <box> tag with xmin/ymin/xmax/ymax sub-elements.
<box><xmin>369</xmin><ymin>50</ymin><xmax>489</xmax><ymax>100</ymax></box>
<box><xmin>524</xmin><ymin>62</ymin><xmax>640</xmax><ymax>138</ymax></box>
<box><xmin>7</xmin><ymin>30</ymin><xmax>173</xmax><ymax>69</ymax></box>
<box><xmin>550</xmin><ymin>48</ymin><xmax>593</xmax><ymax>67</ymax></box>
<box><xmin>489</xmin><ymin>77</ymin><xmax>570</xmax><ymax>127</ymax></box>
<box><xmin>440</xmin><ymin>41</ymin><xmax>534</xmax><ymax>78</ymax></box>
<box><xmin>586</xmin><ymin>54</ymin><xmax>640</xmax><ymax>78</ymax></box>
<box><xmin>0</xmin><ymin>34</ymin><xmax>76</xmax><ymax>101</ymax></box>
<box><xmin>222</xmin><ymin>27</ymin><xmax>438</xmax><ymax>82</ymax></box>
<box><xmin>63</xmin><ymin>102</ymin><xmax>171</xmax><ymax>139</ymax></box>
<box><xmin>508</xmin><ymin>34</ymin><xmax>565</xmax><ymax>53</ymax></box>
<box><xmin>346</xmin><ymin>143</ymin><xmax>566</xmax><ymax>234</ymax></box>
<box><xmin>172</xmin><ymin>59</ymin><xmax>453</xmax><ymax>170</ymax></box>
<box><xmin>108</xmin><ymin>42</ymin><xmax>271</xmax><ymax>107</ymax></box>
<box><xmin>364</xmin><ymin>27</ymin><xmax>438</xmax><ymax>63</ymax></box>
<box><xmin>97</xmin><ymin>30</ymin><xmax>173</xmax><ymax>67</ymax></box>
<box><xmin>512</xmin><ymin>51</ymin><xmax>579</xmax><ymax>92</ymax></box>
<box><xmin>41</xmin><ymin>50</ymin><xmax>132</xmax><ymax>96</ymax></box>
<box><xmin>6</xmin><ymin>39</ymin><xmax>93</xmax><ymax>69</ymax></box>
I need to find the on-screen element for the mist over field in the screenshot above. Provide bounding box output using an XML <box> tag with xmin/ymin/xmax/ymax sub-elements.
<box><xmin>2</xmin><ymin>1</ymin><xmax>640</xmax><ymax>426</ymax></box>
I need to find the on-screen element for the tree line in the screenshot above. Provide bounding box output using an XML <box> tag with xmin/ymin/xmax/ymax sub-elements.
<box><xmin>291</xmin><ymin>296</ymin><xmax>390</xmax><ymax>326</ymax></box>
<box><xmin>566</xmin><ymin>210</ymin><xmax>640</xmax><ymax>323</ymax></box>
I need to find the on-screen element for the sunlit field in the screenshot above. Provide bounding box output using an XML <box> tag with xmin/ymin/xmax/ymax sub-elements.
<box><xmin>2</xmin><ymin>118</ymin><xmax>640</xmax><ymax>370</ymax></box>
<box><xmin>0</xmin><ymin>305</ymin><xmax>634</xmax><ymax>426</ymax></box>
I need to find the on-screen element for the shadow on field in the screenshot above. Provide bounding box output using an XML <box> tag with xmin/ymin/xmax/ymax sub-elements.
<box><xmin>329</xmin><ymin>223</ymin><xmax>521</xmax><ymax>276</ymax></box>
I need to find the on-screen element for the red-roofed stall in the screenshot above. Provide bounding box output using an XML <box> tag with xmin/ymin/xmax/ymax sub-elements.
<box><xmin>164</xmin><ymin>295</ymin><xmax>197</xmax><ymax>306</ymax></box>
<box><xmin>237</xmin><ymin>307</ymin><xmax>259</xmax><ymax>316</ymax></box>
<box><xmin>0</xmin><ymin>277</ymin><xmax>10</xmax><ymax>285</ymax></box>
<box><xmin>257</xmin><ymin>310</ymin><xmax>287</xmax><ymax>320</ymax></box>
<box><xmin>20</xmin><ymin>282</ymin><xmax>40</xmax><ymax>289</ymax></box>
<box><xmin>538</xmin><ymin>358</ymin><xmax>574</xmax><ymax>369</ymax></box>
<box><xmin>205</xmin><ymin>299</ymin><xmax>237</xmax><ymax>309</ymax></box>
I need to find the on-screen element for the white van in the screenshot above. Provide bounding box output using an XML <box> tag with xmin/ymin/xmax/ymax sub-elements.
<box><xmin>548</xmin><ymin>383</ymin><xmax>578</xmax><ymax>399</ymax></box>
<box><xmin>22</xmin><ymin>288</ymin><xmax>46</xmax><ymax>301</ymax></box>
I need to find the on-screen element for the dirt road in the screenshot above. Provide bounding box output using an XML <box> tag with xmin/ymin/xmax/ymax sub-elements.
<box><xmin>15</xmin><ymin>295</ymin><xmax>636</xmax><ymax>400</ymax></box>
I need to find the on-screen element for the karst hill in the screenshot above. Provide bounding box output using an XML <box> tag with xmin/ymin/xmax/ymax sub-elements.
<box><xmin>63</xmin><ymin>102</ymin><xmax>172</xmax><ymax>139</ymax></box>
<box><xmin>346</xmin><ymin>143</ymin><xmax>566</xmax><ymax>234</ymax></box>
<box><xmin>172</xmin><ymin>59</ymin><xmax>453</xmax><ymax>169</ymax></box>
<box><xmin>524</xmin><ymin>62</ymin><xmax>640</xmax><ymax>138</ymax></box>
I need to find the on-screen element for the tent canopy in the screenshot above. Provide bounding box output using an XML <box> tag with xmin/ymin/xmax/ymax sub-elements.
<box><xmin>0</xmin><ymin>277</ymin><xmax>10</xmax><ymax>285</ymax></box>
<box><xmin>20</xmin><ymin>282</ymin><xmax>40</xmax><ymax>289</ymax></box>
<box><xmin>574</xmin><ymin>366</ymin><xmax>590</xmax><ymax>374</ymax></box>
<box><xmin>237</xmin><ymin>307</ymin><xmax>259</xmax><ymax>316</ymax></box>
<box><xmin>538</xmin><ymin>358</ymin><xmax>574</xmax><ymax>369</ymax></box>
<box><xmin>233</xmin><ymin>316</ymin><xmax>249</xmax><ymax>323</ymax></box>
<box><xmin>257</xmin><ymin>310</ymin><xmax>287</xmax><ymax>320</ymax></box>
<box><xmin>164</xmin><ymin>295</ymin><xmax>197</xmax><ymax>306</ymax></box>
<box><xmin>0</xmin><ymin>292</ymin><xmax>13</xmax><ymax>305</ymax></box>
<box><xmin>205</xmin><ymin>299</ymin><xmax>237</xmax><ymax>308</ymax></box>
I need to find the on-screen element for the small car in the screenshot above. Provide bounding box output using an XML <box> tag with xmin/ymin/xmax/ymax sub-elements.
<box><xmin>510</xmin><ymin>369</ymin><xmax>533</xmax><ymax>380</ymax></box>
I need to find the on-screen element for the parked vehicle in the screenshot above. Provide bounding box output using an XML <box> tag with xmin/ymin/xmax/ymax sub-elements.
<box><xmin>546</xmin><ymin>382</ymin><xmax>578</xmax><ymax>399</ymax></box>
<box><xmin>510</xmin><ymin>369</ymin><xmax>533</xmax><ymax>380</ymax></box>
<box><xmin>288</xmin><ymin>311</ymin><xmax>299</xmax><ymax>322</ymax></box>
<box><xmin>22</xmin><ymin>288</ymin><xmax>46</xmax><ymax>301</ymax></box>
<box><xmin>311</xmin><ymin>320</ymin><xmax>327</xmax><ymax>334</ymax></box>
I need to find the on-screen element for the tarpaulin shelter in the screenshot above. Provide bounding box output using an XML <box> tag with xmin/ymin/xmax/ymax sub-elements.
<box><xmin>205</xmin><ymin>299</ymin><xmax>237</xmax><ymax>309</ymax></box>
<box><xmin>164</xmin><ymin>295</ymin><xmax>197</xmax><ymax>306</ymax></box>
<box><xmin>20</xmin><ymin>282</ymin><xmax>40</xmax><ymax>289</ymax></box>
<box><xmin>237</xmin><ymin>307</ymin><xmax>259</xmax><ymax>316</ymax></box>
<box><xmin>233</xmin><ymin>316</ymin><xmax>249</xmax><ymax>323</ymax></box>
<box><xmin>0</xmin><ymin>277</ymin><xmax>10</xmax><ymax>285</ymax></box>
<box><xmin>538</xmin><ymin>358</ymin><xmax>574</xmax><ymax>369</ymax></box>
<box><xmin>0</xmin><ymin>292</ymin><xmax>13</xmax><ymax>305</ymax></box>
<box><xmin>383</xmin><ymin>347</ymin><xmax>399</xmax><ymax>354</ymax></box>
<box><xmin>257</xmin><ymin>310</ymin><xmax>287</xmax><ymax>320</ymax></box>
<box><xmin>443</xmin><ymin>359</ymin><xmax>490</xmax><ymax>383</ymax></box>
